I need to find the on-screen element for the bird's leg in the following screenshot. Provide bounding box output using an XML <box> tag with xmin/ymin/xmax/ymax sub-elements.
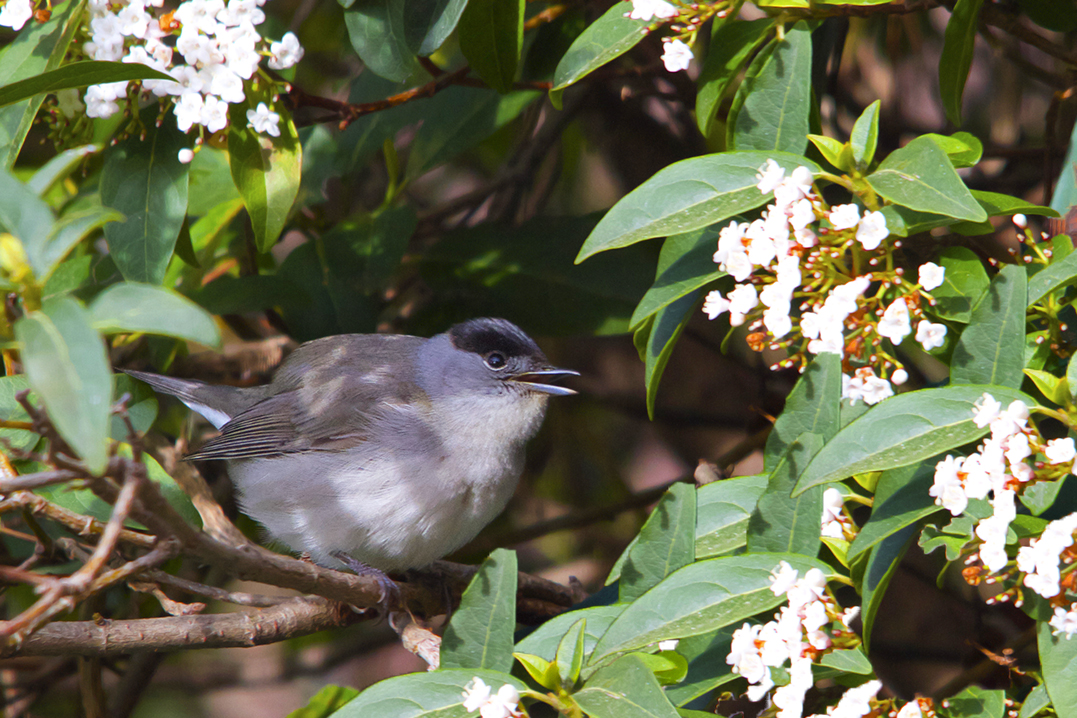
<box><xmin>331</xmin><ymin>551</ymin><xmax>402</xmax><ymax>612</ymax></box>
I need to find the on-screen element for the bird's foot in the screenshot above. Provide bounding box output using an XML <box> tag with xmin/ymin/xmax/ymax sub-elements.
<box><xmin>332</xmin><ymin>551</ymin><xmax>403</xmax><ymax>613</ymax></box>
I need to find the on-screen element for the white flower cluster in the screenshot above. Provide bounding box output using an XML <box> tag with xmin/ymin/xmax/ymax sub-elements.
<box><xmin>623</xmin><ymin>0</ymin><xmax>693</xmax><ymax>72</ymax></box>
<box><xmin>0</xmin><ymin>0</ymin><xmax>33</xmax><ymax>30</ymax></box>
<box><xmin>462</xmin><ymin>678</ymin><xmax>521</xmax><ymax>718</ymax></box>
<box><xmin>821</xmin><ymin>488</ymin><xmax>854</xmax><ymax>539</ymax></box>
<box><xmin>76</xmin><ymin>0</ymin><xmax>302</xmax><ymax>136</ymax></box>
<box><xmin>625</xmin><ymin>0</ymin><xmax>677</xmax><ymax>21</ymax></box>
<box><xmin>1017</xmin><ymin>512</ymin><xmax>1077</xmax><ymax>600</ymax></box>
<box><xmin>808</xmin><ymin>680</ymin><xmax>883</xmax><ymax>718</ymax></box>
<box><xmin>728</xmin><ymin>562</ymin><xmax>861</xmax><ymax>718</ymax></box>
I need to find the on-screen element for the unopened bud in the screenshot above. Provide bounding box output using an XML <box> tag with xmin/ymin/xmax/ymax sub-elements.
<box><xmin>1013</xmin><ymin>214</ymin><xmax>1028</xmax><ymax>229</ymax></box>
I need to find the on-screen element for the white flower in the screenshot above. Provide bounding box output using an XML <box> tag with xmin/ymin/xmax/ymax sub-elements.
<box><xmin>896</xmin><ymin>702</ymin><xmax>923</xmax><ymax>718</ymax></box>
<box><xmin>855</xmin><ymin>210</ymin><xmax>887</xmax><ymax>250</ymax></box>
<box><xmin>174</xmin><ymin>91</ymin><xmax>205</xmax><ymax>132</ymax></box>
<box><xmin>660</xmin><ymin>38</ymin><xmax>692</xmax><ymax>72</ymax></box>
<box><xmin>703</xmin><ymin>290</ymin><xmax>730</xmax><ymax>320</ymax></box>
<box><xmin>462</xmin><ymin>678</ymin><xmax>492</xmax><ymax>712</ymax></box>
<box><xmin>54</xmin><ymin>88</ymin><xmax>84</xmax><ymax>118</ymax></box>
<box><xmin>877</xmin><ymin>298</ymin><xmax>911</xmax><ymax>344</ymax></box>
<box><xmin>757</xmin><ymin>159</ymin><xmax>785</xmax><ymax>194</ymax></box>
<box><xmin>85</xmin><ymin>84</ymin><xmax>121</xmax><ymax>118</ymax></box>
<box><xmin>990</xmin><ymin>400</ymin><xmax>1029</xmax><ymax>440</ymax></box>
<box><xmin>786</xmin><ymin>568</ymin><xmax>827</xmax><ymax>610</ymax></box>
<box><xmin>828</xmin><ymin>204</ymin><xmax>860</xmax><ymax>230</ymax></box>
<box><xmin>770</xmin><ymin>561</ymin><xmax>799</xmax><ymax>595</ymax></box>
<box><xmin>658</xmin><ymin>639</ymin><xmax>680</xmax><ymax>651</ymax></box>
<box><xmin>178</xmin><ymin>148</ymin><xmax>195</xmax><ymax>163</ymax></box>
<box><xmin>727</xmin><ymin>284</ymin><xmax>758</xmax><ymax>326</ymax></box>
<box><xmin>840</xmin><ymin>606</ymin><xmax>860</xmax><ymax>628</ymax></box>
<box><xmin>625</xmin><ymin>0</ymin><xmax>677</xmax><ymax>20</ymax></box>
<box><xmin>764</xmin><ymin>307</ymin><xmax>792</xmax><ymax>339</ymax></box>
<box><xmin>1050</xmin><ymin>607</ymin><xmax>1077</xmax><ymax>638</ymax></box>
<box><xmin>859</xmin><ymin>372</ymin><xmax>894</xmax><ymax>405</ymax></box>
<box><xmin>0</xmin><ymin>0</ymin><xmax>33</xmax><ymax>29</ymax></box>
<box><xmin>728</xmin><ymin>622</ymin><xmax>762</xmax><ymax>667</ymax></box>
<box><xmin>1046</xmin><ymin>438</ymin><xmax>1076</xmax><ymax>465</ymax></box>
<box><xmin>462</xmin><ymin>678</ymin><xmax>519</xmax><ymax>718</ymax></box>
<box><xmin>200</xmin><ymin>94</ymin><xmax>229</xmax><ymax>132</ymax></box>
<box><xmin>117</xmin><ymin>0</ymin><xmax>149</xmax><ymax>36</ymax></box>
<box><xmin>891</xmin><ymin>368</ymin><xmax>908</xmax><ymax>385</ymax></box>
<box><xmin>246</xmin><ymin>102</ymin><xmax>281</xmax><ymax>136</ymax></box>
<box><xmin>930</xmin><ymin>455</ymin><xmax>967</xmax><ymax>516</ymax></box>
<box><xmin>208</xmin><ymin>66</ymin><xmax>246</xmax><ymax>104</ymax></box>
<box><xmin>973</xmin><ymin>393</ymin><xmax>1002</xmax><ymax>428</ymax></box>
<box><xmin>268</xmin><ymin>31</ymin><xmax>304</xmax><ymax>69</ymax></box>
<box><xmin>773</xmin><ymin>657</ymin><xmax>813</xmax><ymax>718</ymax></box>
<box><xmin>821</xmin><ymin>488</ymin><xmax>844</xmax><ymax>524</ymax></box>
<box><xmin>827</xmin><ymin>680</ymin><xmax>882</xmax><ymax>718</ymax></box>
<box><xmin>918</xmin><ymin>262</ymin><xmax>945</xmax><ymax>291</ymax></box>
<box><xmin>1005</xmin><ymin>431</ymin><xmax>1031</xmax><ymax>468</ymax></box>
<box><xmin>789</xmin><ymin>198</ymin><xmax>816</xmax><ymax>231</ymax></box>
<box><xmin>915</xmin><ymin>320</ymin><xmax>947</xmax><ymax>351</ymax></box>
<box><xmin>1013</xmin><ymin>214</ymin><xmax>1028</xmax><ymax>229</ymax></box>
<box><xmin>802</xmin><ymin>600</ymin><xmax>830</xmax><ymax>632</ymax></box>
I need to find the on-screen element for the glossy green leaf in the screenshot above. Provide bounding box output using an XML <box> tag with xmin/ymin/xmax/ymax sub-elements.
<box><xmin>1028</xmin><ymin>250</ymin><xmax>1077</xmax><ymax>306</ymax></box>
<box><xmin>748</xmin><ymin>434</ymin><xmax>825</xmax><ymax>555</ymax></box>
<box><xmin>287</xmin><ymin>685</ymin><xmax>361</xmax><ymax>718</ymax></box>
<box><xmin>643</xmin><ymin>290</ymin><xmax>698</xmax><ymax>419</ymax></box>
<box><xmin>629</xmin><ymin>651</ymin><xmax>688</xmax><ymax>685</ymax></box>
<box><xmin>695</xmin><ymin>19</ymin><xmax>772</xmax><ymax>138</ymax></box>
<box><xmin>552</xmin><ymin>3</ymin><xmax>648</xmax><ymax>91</ymax></box>
<box><xmin>695</xmin><ymin>474</ymin><xmax>768</xmax><ymax>558</ymax></box>
<box><xmin>28</xmin><ymin>205</ymin><xmax>124</xmax><ymax>281</ymax></box>
<box><xmin>792</xmin><ymin>384</ymin><xmax>1033</xmax><ymax>495</ymax></box>
<box><xmin>101</xmin><ymin>116</ymin><xmax>190</xmax><ymax>284</ymax></box>
<box><xmin>0</xmin><ymin>61</ymin><xmax>172</xmax><ymax>109</ymax></box>
<box><xmin>948</xmin><ymin>685</ymin><xmax>1005</xmax><ymax>718</ymax></box>
<box><xmin>16</xmin><ymin>297</ymin><xmax>112</xmax><ymax>473</ymax></box>
<box><xmin>850</xmin><ymin>100</ymin><xmax>881</xmax><ymax>167</ymax></box>
<box><xmin>763</xmin><ymin>353</ymin><xmax>842</xmax><ymax>470</ymax></box>
<box><xmin>403</xmin><ymin>0</ymin><xmax>468</xmax><ymax>55</ymax></box>
<box><xmin>951</xmin><ymin>264</ymin><xmax>1027</xmax><ymax>388</ymax></box>
<box><xmin>930</xmin><ymin>247</ymin><xmax>990</xmax><ymax>323</ymax></box>
<box><xmin>0</xmin><ymin>166</ymin><xmax>55</xmax><ymax>252</ymax></box>
<box><xmin>330</xmin><ymin>669</ymin><xmax>527</xmax><ymax>718</ymax></box>
<box><xmin>860</xmin><ymin>524</ymin><xmax>915</xmax><ymax>650</ymax></box>
<box><xmin>515</xmin><ymin>605</ymin><xmax>625</xmax><ymax>662</ymax></box>
<box><xmin>441</xmin><ymin>548</ymin><xmax>517</xmax><ymax>672</ymax></box>
<box><xmin>227</xmin><ymin>100</ymin><xmax>301</xmax><ymax>253</ymax></box>
<box><xmin>1025</xmin><ymin>368</ymin><xmax>1067</xmax><ymax>406</ymax></box>
<box><xmin>819</xmin><ymin>647</ymin><xmax>874</xmax><ymax>674</ymax></box>
<box><xmin>458</xmin><ymin>0</ymin><xmax>523</xmax><ymax>94</ymax></box>
<box><xmin>514</xmin><ymin>652</ymin><xmax>558</xmax><ymax>689</ymax></box>
<box><xmin>1020</xmin><ymin>476</ymin><xmax>1067</xmax><ymax>516</ymax></box>
<box><xmin>28</xmin><ymin>144</ymin><xmax>99</xmax><ymax>197</ymax></box>
<box><xmin>847</xmin><ymin>462</ymin><xmax>939</xmax><ymax>562</ymax></box>
<box><xmin>630</xmin><ymin>227</ymin><xmax>724</xmax><ymax>329</ymax></box>
<box><xmin>939</xmin><ymin>0</ymin><xmax>985</xmax><ymax>126</ymax></box>
<box><xmin>0</xmin><ymin>376</ymin><xmax>42</xmax><ymax>451</ymax></box>
<box><xmin>578</xmin><ymin>152</ymin><xmax>819</xmax><ymax>261</ymax></box>
<box><xmin>1018</xmin><ymin>684</ymin><xmax>1051</xmax><ymax>718</ymax></box>
<box><xmin>554</xmin><ymin>619</ymin><xmax>586</xmax><ymax>688</ymax></box>
<box><xmin>0</xmin><ymin>0</ymin><xmax>83</xmax><ymax>169</ymax></box>
<box><xmin>927</xmin><ymin>131</ymin><xmax>983</xmax><ymax>168</ymax></box>
<box><xmin>867</xmin><ymin>135</ymin><xmax>986</xmax><ymax>222</ymax></box>
<box><xmin>89</xmin><ymin>282</ymin><xmax>221</xmax><ymax>348</ymax></box>
<box><xmin>663</xmin><ymin>627</ymin><xmax>736</xmax><ymax>707</ymax></box>
<box><xmin>115</xmin><ymin>445</ymin><xmax>201</xmax><ymax>528</ymax></box>
<box><xmin>729</xmin><ymin>23</ymin><xmax>811</xmax><ymax>154</ymax></box>
<box><xmin>589</xmin><ymin>553</ymin><xmax>834</xmax><ymax>663</ymax></box>
<box><xmin>808</xmin><ymin>134</ymin><xmax>848</xmax><ymax>172</ymax></box>
<box><xmin>575</xmin><ymin>655</ymin><xmax>680</xmax><ymax>718</ymax></box>
<box><xmin>342</xmin><ymin>0</ymin><xmax>420</xmax><ymax>82</ymax></box>
<box><xmin>620</xmin><ymin>482</ymin><xmax>696</xmax><ymax>602</ymax></box>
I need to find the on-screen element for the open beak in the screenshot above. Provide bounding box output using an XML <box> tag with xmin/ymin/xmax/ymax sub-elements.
<box><xmin>510</xmin><ymin>367</ymin><xmax>580</xmax><ymax>396</ymax></box>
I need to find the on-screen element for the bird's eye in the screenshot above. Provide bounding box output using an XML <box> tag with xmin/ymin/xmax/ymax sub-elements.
<box><xmin>485</xmin><ymin>352</ymin><xmax>507</xmax><ymax>370</ymax></box>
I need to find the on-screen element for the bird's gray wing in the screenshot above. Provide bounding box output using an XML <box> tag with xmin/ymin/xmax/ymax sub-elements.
<box><xmin>122</xmin><ymin>369</ymin><xmax>269</xmax><ymax>429</ymax></box>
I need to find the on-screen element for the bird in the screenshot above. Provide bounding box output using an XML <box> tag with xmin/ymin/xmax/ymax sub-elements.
<box><xmin>125</xmin><ymin>317</ymin><xmax>577</xmax><ymax>598</ymax></box>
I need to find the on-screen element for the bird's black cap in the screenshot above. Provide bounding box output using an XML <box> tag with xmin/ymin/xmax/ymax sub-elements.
<box><xmin>448</xmin><ymin>318</ymin><xmax>543</xmax><ymax>359</ymax></box>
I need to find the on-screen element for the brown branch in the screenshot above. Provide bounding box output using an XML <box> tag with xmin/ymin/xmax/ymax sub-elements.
<box><xmin>0</xmin><ymin>491</ymin><xmax>156</xmax><ymax>550</ymax></box>
<box><xmin>141</xmin><ymin>569</ymin><xmax>290</xmax><ymax>608</ymax></box>
<box><xmin>0</xmin><ymin>469</ymin><xmax>87</xmax><ymax>492</ymax></box>
<box><xmin>6</xmin><ymin>596</ymin><xmax>359</xmax><ymax>658</ymax></box>
<box><xmin>980</xmin><ymin>2</ymin><xmax>1077</xmax><ymax>67</ymax></box>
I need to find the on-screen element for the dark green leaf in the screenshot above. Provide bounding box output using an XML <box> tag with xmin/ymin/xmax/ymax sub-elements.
<box><xmin>0</xmin><ymin>376</ymin><xmax>41</xmax><ymax>451</ymax></box>
<box><xmin>729</xmin><ymin>23</ymin><xmax>811</xmax><ymax>154</ymax></box>
<box><xmin>515</xmin><ymin>605</ymin><xmax>625</xmax><ymax>662</ymax></box>
<box><xmin>867</xmin><ymin>135</ymin><xmax>986</xmax><ymax>222</ymax></box>
<box><xmin>287</xmin><ymin>685</ymin><xmax>361</xmax><ymax>718</ymax></box>
<box><xmin>926</xmin><ymin>131</ymin><xmax>983</xmax><ymax>168</ymax></box>
<box><xmin>441</xmin><ymin>548</ymin><xmax>517</xmax><ymax>672</ymax></box>
<box><xmin>972</xmin><ymin>190</ymin><xmax>1059</xmax><ymax>220</ymax></box>
<box><xmin>629</xmin><ymin>651</ymin><xmax>688</xmax><ymax>685</ymax></box>
<box><xmin>630</xmin><ymin>227</ymin><xmax>725</xmax><ymax>329</ymax></box>
<box><xmin>764</xmin><ymin>353</ymin><xmax>842</xmax><ymax>471</ymax></box>
<box><xmin>186</xmin><ymin>146</ymin><xmax>241</xmax><ymax>216</ymax></box>
<box><xmin>89</xmin><ymin>282</ymin><xmax>221</xmax><ymax>348</ymax></box>
<box><xmin>330</xmin><ymin>669</ymin><xmax>527</xmax><ymax>718</ymax></box>
<box><xmin>643</xmin><ymin>290</ymin><xmax>698</xmax><ymax>419</ymax></box>
<box><xmin>951</xmin><ymin>264</ymin><xmax>1027</xmax><ymax>388</ymax></box>
<box><xmin>1021</xmin><ymin>477</ymin><xmax>1068</xmax><ymax>516</ymax></box>
<box><xmin>29</xmin><ymin>205</ymin><xmax>123</xmax><ymax>281</ymax></box>
<box><xmin>0</xmin><ymin>166</ymin><xmax>55</xmax><ymax>254</ymax></box>
<box><xmin>947</xmin><ymin>685</ymin><xmax>1005</xmax><ymax>718</ymax></box>
<box><xmin>695</xmin><ymin>19</ymin><xmax>772</xmax><ymax>138</ymax></box>
<box><xmin>577</xmin><ymin>151</ymin><xmax>819</xmax><ymax>261</ymax></box>
<box><xmin>552</xmin><ymin>3</ymin><xmax>649</xmax><ymax>91</ymax></box>
<box><xmin>28</xmin><ymin>144</ymin><xmax>99</xmax><ymax>197</ymax></box>
<box><xmin>1028</xmin><ymin>249</ymin><xmax>1077</xmax><ymax>306</ymax></box>
<box><xmin>620</xmin><ymin>482</ymin><xmax>696</xmax><ymax>602</ymax></box>
<box><xmin>589</xmin><ymin>553</ymin><xmax>834</xmax><ymax>663</ymax></box>
<box><xmin>555</xmin><ymin>619</ymin><xmax>587</xmax><ymax>688</ymax></box>
<box><xmin>227</xmin><ymin>99</ymin><xmax>302</xmax><ymax>253</ymax></box>
<box><xmin>110</xmin><ymin>373</ymin><xmax>157</xmax><ymax>441</ymax></box>
<box><xmin>1018</xmin><ymin>0</ymin><xmax>1077</xmax><ymax>32</ymax></box>
<box><xmin>16</xmin><ymin>297</ymin><xmax>111</xmax><ymax>473</ymax></box>
<box><xmin>1018</xmin><ymin>684</ymin><xmax>1051</xmax><ymax>718</ymax></box>
<box><xmin>458</xmin><ymin>0</ymin><xmax>524</xmax><ymax>94</ymax></box>
<box><xmin>101</xmin><ymin>115</ymin><xmax>190</xmax><ymax>284</ymax></box>
<box><xmin>0</xmin><ymin>61</ymin><xmax>172</xmax><ymax>109</ymax></box>
<box><xmin>793</xmin><ymin>384</ymin><xmax>1033</xmax><ymax>495</ymax></box>
<box><xmin>748</xmin><ymin>434</ymin><xmax>825</xmax><ymax>555</ymax></box>
<box><xmin>939</xmin><ymin>0</ymin><xmax>985</xmax><ymax>126</ymax></box>
<box><xmin>403</xmin><ymin>0</ymin><xmax>468</xmax><ymax>55</ymax></box>
<box><xmin>860</xmin><ymin>524</ymin><xmax>916</xmax><ymax>650</ymax></box>
<box><xmin>819</xmin><ymin>647</ymin><xmax>874</xmax><ymax>674</ymax></box>
<box><xmin>575</xmin><ymin>655</ymin><xmax>680</xmax><ymax>718</ymax></box>
<box><xmin>847</xmin><ymin>462</ymin><xmax>939</xmax><ymax>562</ymax></box>
<box><xmin>663</xmin><ymin>627</ymin><xmax>736</xmax><ymax>707</ymax></box>
<box><xmin>342</xmin><ymin>0</ymin><xmax>420</xmax><ymax>82</ymax></box>
<box><xmin>695</xmin><ymin>474</ymin><xmax>768</xmax><ymax>558</ymax></box>
<box><xmin>850</xmin><ymin>100</ymin><xmax>881</xmax><ymax>168</ymax></box>
<box><xmin>930</xmin><ymin>247</ymin><xmax>990</xmax><ymax>323</ymax></box>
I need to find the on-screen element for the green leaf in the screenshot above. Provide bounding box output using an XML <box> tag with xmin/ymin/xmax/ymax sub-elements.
<box><xmin>515</xmin><ymin>605</ymin><xmax>625</xmax><ymax>662</ymax></box>
<box><xmin>186</xmin><ymin>146</ymin><xmax>242</xmax><ymax>216</ymax></box>
<box><xmin>630</xmin><ymin>227</ymin><xmax>725</xmax><ymax>329</ymax></box>
<box><xmin>819</xmin><ymin>647</ymin><xmax>874</xmax><ymax>675</ymax></box>
<box><xmin>695</xmin><ymin>474</ymin><xmax>768</xmax><ymax>558</ymax></box>
<box><xmin>552</xmin><ymin>3</ymin><xmax>649</xmax><ymax>92</ymax></box>
<box><xmin>0</xmin><ymin>61</ymin><xmax>173</xmax><ymax>109</ymax></box>
<box><xmin>663</xmin><ymin>627</ymin><xmax>737</xmax><ymax>707</ymax></box>
<box><xmin>951</xmin><ymin>264</ymin><xmax>1027</xmax><ymax>388</ymax></box>
<box><xmin>629</xmin><ymin>651</ymin><xmax>688</xmax><ymax>685</ymax></box>
<box><xmin>808</xmin><ymin>134</ymin><xmax>849</xmax><ymax>172</ymax></box>
<box><xmin>575</xmin><ymin>655</ymin><xmax>680</xmax><ymax>718</ymax></box>
<box><xmin>939</xmin><ymin>0</ymin><xmax>985</xmax><ymax>126</ymax></box>
<box><xmin>29</xmin><ymin>144</ymin><xmax>99</xmax><ymax>197</ymax></box>
<box><xmin>0</xmin><ymin>0</ymin><xmax>84</xmax><ymax>169</ymax></box>
<box><xmin>403</xmin><ymin>0</ymin><xmax>467</xmax><ymax>55</ymax></box>
<box><xmin>1020</xmin><ymin>477</ymin><xmax>1067</xmax><ymax>516</ymax></box>
<box><xmin>930</xmin><ymin>247</ymin><xmax>990</xmax><ymax>323</ymax></box>
<box><xmin>577</xmin><ymin>151</ymin><xmax>819</xmax><ymax>261</ymax></box>
<box><xmin>860</xmin><ymin>524</ymin><xmax>916</xmax><ymax>650</ymax></box>
<box><xmin>748</xmin><ymin>434</ymin><xmax>825</xmax><ymax>555</ymax></box>
<box><xmin>227</xmin><ymin>99</ymin><xmax>302</xmax><ymax>253</ymax></box>
<box><xmin>101</xmin><ymin>115</ymin><xmax>190</xmax><ymax>284</ymax></box>
<box><xmin>729</xmin><ymin>23</ymin><xmax>811</xmax><ymax>155</ymax></box>
<box><xmin>764</xmin><ymin>353</ymin><xmax>842</xmax><ymax>471</ymax></box>
<box><xmin>850</xmin><ymin>100</ymin><xmax>881</xmax><ymax>168</ymax></box>
<box><xmin>1025</xmin><ymin>368</ymin><xmax>1067</xmax><ymax>406</ymax></box>
<box><xmin>695</xmin><ymin>19</ymin><xmax>772</xmax><ymax>138</ymax></box>
<box><xmin>642</xmin><ymin>290</ymin><xmax>698</xmax><ymax>420</ymax></box>
<box><xmin>866</xmin><ymin>135</ymin><xmax>986</xmax><ymax>222</ymax></box>
<box><xmin>513</xmin><ymin>652</ymin><xmax>558</xmax><ymax>689</ymax></box>
<box><xmin>440</xmin><ymin>548</ymin><xmax>517</xmax><ymax>672</ymax></box>
<box><xmin>342</xmin><ymin>0</ymin><xmax>420</xmax><ymax>82</ymax></box>
<box><xmin>926</xmin><ymin>131</ymin><xmax>983</xmax><ymax>168</ymax></box>
<box><xmin>89</xmin><ymin>282</ymin><xmax>221</xmax><ymax>348</ymax></box>
<box><xmin>0</xmin><ymin>166</ymin><xmax>55</xmax><ymax>253</ymax></box>
<box><xmin>16</xmin><ymin>297</ymin><xmax>112</xmax><ymax>473</ymax></box>
<box><xmin>620</xmin><ymin>483</ymin><xmax>697</xmax><ymax>602</ymax></box>
<box><xmin>1018</xmin><ymin>684</ymin><xmax>1051</xmax><ymax>718</ymax></box>
<box><xmin>1028</xmin><ymin>249</ymin><xmax>1077</xmax><ymax>306</ymax></box>
<box><xmin>792</xmin><ymin>384</ymin><xmax>1033</xmax><ymax>495</ymax></box>
<box><xmin>28</xmin><ymin>205</ymin><xmax>124</xmax><ymax>281</ymax></box>
<box><xmin>1068</xmin><ymin>354</ymin><xmax>1077</xmax><ymax>403</ymax></box>
<box><xmin>947</xmin><ymin>685</ymin><xmax>1005</xmax><ymax>718</ymax></box>
<box><xmin>330</xmin><ymin>669</ymin><xmax>527</xmax><ymax>718</ymax></box>
<box><xmin>589</xmin><ymin>553</ymin><xmax>834</xmax><ymax>663</ymax></box>
<box><xmin>554</xmin><ymin>619</ymin><xmax>587</xmax><ymax>688</ymax></box>
<box><xmin>287</xmin><ymin>685</ymin><xmax>361</xmax><ymax>718</ymax></box>
<box><xmin>847</xmin><ymin>462</ymin><xmax>939</xmax><ymax>562</ymax></box>
<box><xmin>458</xmin><ymin>0</ymin><xmax>523</xmax><ymax>94</ymax></box>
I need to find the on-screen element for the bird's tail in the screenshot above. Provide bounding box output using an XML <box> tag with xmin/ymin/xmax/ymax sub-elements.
<box><xmin>122</xmin><ymin>369</ymin><xmax>250</xmax><ymax>430</ymax></box>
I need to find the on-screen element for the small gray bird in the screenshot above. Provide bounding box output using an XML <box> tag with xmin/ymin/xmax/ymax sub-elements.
<box><xmin>126</xmin><ymin>318</ymin><xmax>577</xmax><ymax>589</ymax></box>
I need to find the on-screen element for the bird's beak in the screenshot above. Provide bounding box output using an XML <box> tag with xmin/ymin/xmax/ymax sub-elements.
<box><xmin>510</xmin><ymin>368</ymin><xmax>580</xmax><ymax>396</ymax></box>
